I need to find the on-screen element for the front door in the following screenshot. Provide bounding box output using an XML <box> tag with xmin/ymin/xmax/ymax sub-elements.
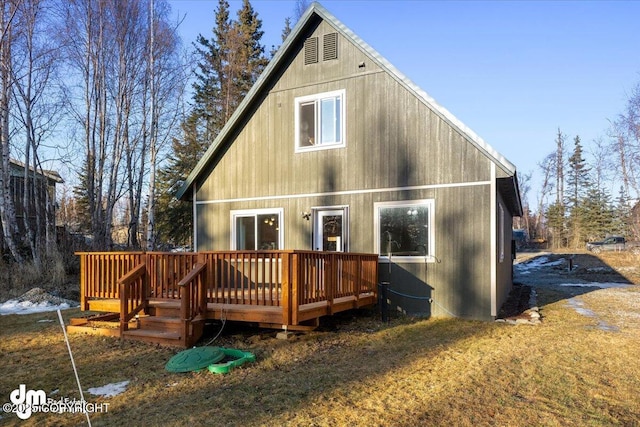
<box><xmin>314</xmin><ymin>209</ymin><xmax>347</xmax><ymax>252</ymax></box>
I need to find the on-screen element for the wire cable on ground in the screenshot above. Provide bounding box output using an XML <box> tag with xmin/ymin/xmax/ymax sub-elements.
<box><xmin>386</xmin><ymin>287</ymin><xmax>458</xmax><ymax>317</ymax></box>
<box><xmin>386</xmin><ymin>288</ymin><xmax>431</xmax><ymax>300</ymax></box>
<box><xmin>57</xmin><ymin>309</ymin><xmax>92</xmax><ymax>427</ymax></box>
<box><xmin>203</xmin><ymin>293</ymin><xmax>229</xmax><ymax>347</ymax></box>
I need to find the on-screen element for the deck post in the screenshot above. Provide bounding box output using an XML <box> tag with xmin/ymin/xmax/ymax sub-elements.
<box><xmin>326</xmin><ymin>254</ymin><xmax>335</xmax><ymax>314</ymax></box>
<box><xmin>354</xmin><ymin>257</ymin><xmax>362</xmax><ymax>305</ymax></box>
<box><xmin>197</xmin><ymin>253</ymin><xmax>207</xmax><ymax>315</ymax></box>
<box><xmin>281</xmin><ymin>252</ymin><xmax>291</xmax><ymax>326</ymax></box>
<box><xmin>79</xmin><ymin>253</ymin><xmax>88</xmax><ymax>310</ymax></box>
<box><xmin>181</xmin><ymin>281</ymin><xmax>191</xmax><ymax>346</ymax></box>
<box><xmin>119</xmin><ymin>279</ymin><xmax>129</xmax><ymax>334</ymax></box>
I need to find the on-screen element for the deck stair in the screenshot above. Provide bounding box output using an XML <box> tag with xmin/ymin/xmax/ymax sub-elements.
<box><xmin>70</xmin><ymin>298</ymin><xmax>204</xmax><ymax>347</ymax></box>
<box><xmin>122</xmin><ymin>299</ymin><xmax>205</xmax><ymax>347</ymax></box>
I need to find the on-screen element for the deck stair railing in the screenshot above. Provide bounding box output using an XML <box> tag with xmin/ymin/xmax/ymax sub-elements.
<box><xmin>177</xmin><ymin>260</ymin><xmax>207</xmax><ymax>345</ymax></box>
<box><xmin>117</xmin><ymin>262</ymin><xmax>148</xmax><ymax>334</ymax></box>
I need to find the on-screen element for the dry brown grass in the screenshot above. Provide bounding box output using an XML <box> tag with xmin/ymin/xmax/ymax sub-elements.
<box><xmin>1</xmin><ymin>253</ymin><xmax>640</xmax><ymax>426</ymax></box>
<box><xmin>597</xmin><ymin>251</ymin><xmax>640</xmax><ymax>284</ymax></box>
<box><xmin>0</xmin><ymin>250</ymin><xmax>69</xmax><ymax>302</ymax></box>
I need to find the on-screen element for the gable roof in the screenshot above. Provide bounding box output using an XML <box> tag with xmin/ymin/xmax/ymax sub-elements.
<box><xmin>177</xmin><ymin>2</ymin><xmax>522</xmax><ymax>215</ymax></box>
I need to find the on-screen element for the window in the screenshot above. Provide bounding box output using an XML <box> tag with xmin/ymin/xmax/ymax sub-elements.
<box><xmin>295</xmin><ymin>90</ymin><xmax>345</xmax><ymax>151</ymax></box>
<box><xmin>375</xmin><ymin>200</ymin><xmax>435</xmax><ymax>262</ymax></box>
<box><xmin>231</xmin><ymin>209</ymin><xmax>283</xmax><ymax>250</ymax></box>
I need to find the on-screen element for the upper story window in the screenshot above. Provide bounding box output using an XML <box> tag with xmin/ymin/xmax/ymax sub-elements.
<box><xmin>295</xmin><ymin>89</ymin><xmax>345</xmax><ymax>152</ymax></box>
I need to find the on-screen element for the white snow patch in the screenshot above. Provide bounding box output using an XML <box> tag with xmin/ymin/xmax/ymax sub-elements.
<box><xmin>567</xmin><ymin>299</ymin><xmax>595</xmax><ymax>317</ymax></box>
<box><xmin>0</xmin><ymin>299</ymin><xmax>72</xmax><ymax>315</ymax></box>
<box><xmin>515</xmin><ymin>256</ymin><xmax>565</xmax><ymax>274</ymax></box>
<box><xmin>567</xmin><ymin>297</ymin><xmax>619</xmax><ymax>331</ymax></box>
<box><xmin>0</xmin><ymin>288</ymin><xmax>78</xmax><ymax>315</ymax></box>
<box><xmin>87</xmin><ymin>380</ymin><xmax>130</xmax><ymax>398</ymax></box>
<box><xmin>556</xmin><ymin>282</ymin><xmax>630</xmax><ymax>289</ymax></box>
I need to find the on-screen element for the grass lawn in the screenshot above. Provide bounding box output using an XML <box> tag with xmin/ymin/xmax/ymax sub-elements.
<box><xmin>1</xmin><ymin>252</ymin><xmax>639</xmax><ymax>426</ymax></box>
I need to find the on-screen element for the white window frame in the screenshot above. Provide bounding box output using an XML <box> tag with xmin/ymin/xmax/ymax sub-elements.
<box><xmin>294</xmin><ymin>89</ymin><xmax>346</xmax><ymax>152</ymax></box>
<box><xmin>230</xmin><ymin>208</ymin><xmax>284</xmax><ymax>250</ymax></box>
<box><xmin>374</xmin><ymin>199</ymin><xmax>436</xmax><ymax>263</ymax></box>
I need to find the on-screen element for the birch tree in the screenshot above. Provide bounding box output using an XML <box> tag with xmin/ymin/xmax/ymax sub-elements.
<box><xmin>536</xmin><ymin>153</ymin><xmax>555</xmax><ymax>243</ymax></box>
<box><xmin>145</xmin><ymin>0</ymin><xmax>157</xmax><ymax>250</ymax></box>
<box><xmin>65</xmin><ymin>0</ymin><xmax>111</xmax><ymax>249</ymax></box>
<box><xmin>65</xmin><ymin>0</ymin><xmax>182</xmax><ymax>250</ymax></box>
<box><xmin>610</xmin><ymin>84</ymin><xmax>640</xmax><ymax>200</ymax></box>
<box><xmin>0</xmin><ymin>0</ymin><xmax>23</xmax><ymax>262</ymax></box>
<box><xmin>11</xmin><ymin>0</ymin><xmax>63</xmax><ymax>262</ymax></box>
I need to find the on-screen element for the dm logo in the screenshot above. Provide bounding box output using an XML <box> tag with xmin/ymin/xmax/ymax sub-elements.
<box><xmin>10</xmin><ymin>384</ymin><xmax>47</xmax><ymax>420</ymax></box>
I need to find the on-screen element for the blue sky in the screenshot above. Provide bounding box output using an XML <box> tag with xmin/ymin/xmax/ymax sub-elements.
<box><xmin>169</xmin><ymin>0</ymin><xmax>640</xmax><ymax>208</ymax></box>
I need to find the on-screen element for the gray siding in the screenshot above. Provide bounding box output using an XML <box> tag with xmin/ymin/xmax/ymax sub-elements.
<box><xmin>194</xmin><ymin>17</ymin><xmax>512</xmax><ymax>320</ymax></box>
<box><xmin>496</xmin><ymin>192</ymin><xmax>516</xmax><ymax>315</ymax></box>
<box><xmin>197</xmin><ymin>20</ymin><xmax>491</xmax><ymax>203</ymax></box>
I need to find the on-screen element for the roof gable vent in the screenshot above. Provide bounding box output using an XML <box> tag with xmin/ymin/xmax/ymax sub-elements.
<box><xmin>323</xmin><ymin>32</ymin><xmax>338</xmax><ymax>61</ymax></box>
<box><xmin>304</xmin><ymin>37</ymin><xmax>318</xmax><ymax>65</ymax></box>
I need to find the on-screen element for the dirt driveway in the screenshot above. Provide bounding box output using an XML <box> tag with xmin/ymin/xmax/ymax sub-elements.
<box><xmin>511</xmin><ymin>252</ymin><xmax>640</xmax><ymax>332</ymax></box>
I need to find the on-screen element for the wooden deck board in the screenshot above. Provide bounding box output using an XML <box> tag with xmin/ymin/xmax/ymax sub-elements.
<box><xmin>88</xmin><ymin>299</ymin><xmax>121</xmax><ymax>312</ymax></box>
<box><xmin>122</xmin><ymin>329</ymin><xmax>183</xmax><ymax>347</ymax></box>
<box><xmin>66</xmin><ymin>325</ymin><xmax>121</xmax><ymax>338</ymax></box>
<box><xmin>206</xmin><ymin>302</ymin><xmax>283</xmax><ymax>324</ymax></box>
<box><xmin>82</xmin><ymin>293</ymin><xmax>375</xmax><ymax>328</ymax></box>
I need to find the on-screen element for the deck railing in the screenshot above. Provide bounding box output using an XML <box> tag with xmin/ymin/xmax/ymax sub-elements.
<box><xmin>76</xmin><ymin>250</ymin><xmax>379</xmax><ymax>326</ymax></box>
<box><xmin>200</xmin><ymin>251</ymin><xmax>286</xmax><ymax>306</ymax></box>
<box><xmin>117</xmin><ymin>262</ymin><xmax>147</xmax><ymax>333</ymax></box>
<box><xmin>177</xmin><ymin>260</ymin><xmax>207</xmax><ymax>345</ymax></box>
<box><xmin>178</xmin><ymin>261</ymin><xmax>207</xmax><ymax>318</ymax></box>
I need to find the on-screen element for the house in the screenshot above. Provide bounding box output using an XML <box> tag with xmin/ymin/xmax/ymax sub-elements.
<box><xmin>1</xmin><ymin>159</ymin><xmax>63</xmax><ymax>249</ymax></box>
<box><xmin>177</xmin><ymin>2</ymin><xmax>522</xmax><ymax>321</ymax></box>
<box><xmin>631</xmin><ymin>200</ymin><xmax>640</xmax><ymax>240</ymax></box>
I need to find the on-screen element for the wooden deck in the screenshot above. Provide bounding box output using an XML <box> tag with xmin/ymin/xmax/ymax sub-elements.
<box><xmin>70</xmin><ymin>251</ymin><xmax>379</xmax><ymax>347</ymax></box>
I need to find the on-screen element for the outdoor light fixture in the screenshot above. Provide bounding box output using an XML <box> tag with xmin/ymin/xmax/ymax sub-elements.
<box><xmin>301</xmin><ymin>211</ymin><xmax>311</xmax><ymax>220</ymax></box>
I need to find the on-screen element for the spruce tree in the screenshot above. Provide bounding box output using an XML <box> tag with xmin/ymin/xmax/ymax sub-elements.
<box><xmin>582</xmin><ymin>187</ymin><xmax>615</xmax><ymax>241</ymax></box>
<box><xmin>235</xmin><ymin>0</ymin><xmax>268</xmax><ymax>90</ymax></box>
<box><xmin>155</xmin><ymin>0</ymin><xmax>267</xmax><ymax>248</ymax></box>
<box><xmin>612</xmin><ymin>186</ymin><xmax>632</xmax><ymax>238</ymax></box>
<box><xmin>566</xmin><ymin>135</ymin><xmax>591</xmax><ymax>247</ymax></box>
<box><xmin>72</xmin><ymin>157</ymin><xmax>95</xmax><ymax>234</ymax></box>
<box><xmin>566</xmin><ymin>136</ymin><xmax>590</xmax><ymax>208</ymax></box>
<box><xmin>155</xmin><ymin>115</ymin><xmax>205</xmax><ymax>247</ymax></box>
<box><xmin>546</xmin><ymin>202</ymin><xmax>566</xmax><ymax>249</ymax></box>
